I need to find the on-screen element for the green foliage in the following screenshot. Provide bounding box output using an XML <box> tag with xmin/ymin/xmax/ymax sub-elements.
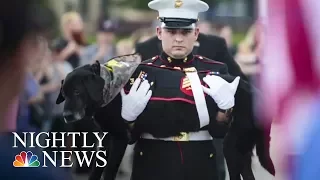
<box><xmin>86</xmin><ymin>35</ymin><xmax>130</xmax><ymax>45</ymax></box>
<box><xmin>233</xmin><ymin>32</ymin><xmax>246</xmax><ymax>45</ymax></box>
<box><xmin>86</xmin><ymin>35</ymin><xmax>97</xmax><ymax>45</ymax></box>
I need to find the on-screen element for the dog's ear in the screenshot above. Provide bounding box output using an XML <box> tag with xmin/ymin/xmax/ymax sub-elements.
<box><xmin>56</xmin><ymin>80</ymin><xmax>65</xmax><ymax>104</ymax></box>
<box><xmin>83</xmin><ymin>75</ymin><xmax>105</xmax><ymax>104</ymax></box>
<box><xmin>91</xmin><ymin>61</ymin><xmax>101</xmax><ymax>76</ymax></box>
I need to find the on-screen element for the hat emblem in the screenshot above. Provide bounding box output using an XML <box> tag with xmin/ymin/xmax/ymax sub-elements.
<box><xmin>174</xmin><ymin>0</ymin><xmax>183</xmax><ymax>8</ymax></box>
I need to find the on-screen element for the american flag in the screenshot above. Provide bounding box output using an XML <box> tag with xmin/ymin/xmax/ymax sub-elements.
<box><xmin>257</xmin><ymin>0</ymin><xmax>320</xmax><ymax>179</ymax></box>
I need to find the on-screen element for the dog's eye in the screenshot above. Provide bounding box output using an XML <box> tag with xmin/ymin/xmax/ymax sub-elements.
<box><xmin>74</xmin><ymin>90</ymin><xmax>80</xmax><ymax>96</ymax></box>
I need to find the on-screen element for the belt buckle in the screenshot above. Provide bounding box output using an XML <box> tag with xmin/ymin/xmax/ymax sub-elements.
<box><xmin>174</xmin><ymin>132</ymin><xmax>189</xmax><ymax>141</ymax></box>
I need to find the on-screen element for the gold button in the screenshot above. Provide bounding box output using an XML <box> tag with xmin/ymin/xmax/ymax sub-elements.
<box><xmin>140</xmin><ymin>152</ymin><xmax>143</xmax><ymax>156</ymax></box>
<box><xmin>209</xmin><ymin>153</ymin><xmax>213</xmax><ymax>158</ymax></box>
<box><xmin>183</xmin><ymin>57</ymin><xmax>188</xmax><ymax>63</ymax></box>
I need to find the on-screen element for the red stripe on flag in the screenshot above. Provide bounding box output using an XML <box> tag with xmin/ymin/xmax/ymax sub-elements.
<box><xmin>278</xmin><ymin>0</ymin><xmax>320</xmax><ymax>120</ymax></box>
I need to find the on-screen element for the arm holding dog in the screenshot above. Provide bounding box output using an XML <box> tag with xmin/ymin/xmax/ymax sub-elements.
<box><xmin>120</xmin><ymin>61</ymin><xmax>234</xmax><ymax>139</ymax></box>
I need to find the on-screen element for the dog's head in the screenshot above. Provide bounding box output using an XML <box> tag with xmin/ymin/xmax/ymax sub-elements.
<box><xmin>56</xmin><ymin>54</ymin><xmax>142</xmax><ymax>124</ymax></box>
<box><xmin>56</xmin><ymin>61</ymin><xmax>105</xmax><ymax>123</ymax></box>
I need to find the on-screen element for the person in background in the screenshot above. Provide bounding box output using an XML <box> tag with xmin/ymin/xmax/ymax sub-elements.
<box><xmin>197</xmin><ymin>21</ymin><xmax>214</xmax><ymax>35</ymax></box>
<box><xmin>51</xmin><ymin>42</ymin><xmax>74</xmax><ymax>75</ymax></box>
<box><xmin>234</xmin><ymin>42</ymin><xmax>259</xmax><ymax>79</ymax></box>
<box><xmin>80</xmin><ymin>18</ymin><xmax>117</xmax><ymax>65</ymax></box>
<box><xmin>32</xmin><ymin>40</ymin><xmax>68</xmax><ymax>133</ymax></box>
<box><xmin>130</xmin><ymin>27</ymin><xmax>156</xmax><ymax>53</ymax></box>
<box><xmin>0</xmin><ymin>1</ymin><xmax>73</xmax><ymax>179</ymax></box>
<box><xmin>116</xmin><ymin>39</ymin><xmax>134</xmax><ymax>56</ymax></box>
<box><xmin>16</xmin><ymin>69</ymin><xmax>44</xmax><ymax>132</ymax></box>
<box><xmin>218</xmin><ymin>25</ymin><xmax>237</xmax><ymax>56</ymax></box>
<box><xmin>54</xmin><ymin>11</ymin><xmax>86</xmax><ymax>69</ymax></box>
<box><xmin>234</xmin><ymin>24</ymin><xmax>260</xmax><ymax>83</ymax></box>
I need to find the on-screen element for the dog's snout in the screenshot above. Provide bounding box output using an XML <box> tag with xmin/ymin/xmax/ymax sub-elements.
<box><xmin>63</xmin><ymin>110</ymin><xmax>85</xmax><ymax>124</ymax></box>
<box><xmin>63</xmin><ymin>111</ymin><xmax>73</xmax><ymax>117</ymax></box>
<box><xmin>63</xmin><ymin>111</ymin><xmax>78</xmax><ymax>124</ymax></box>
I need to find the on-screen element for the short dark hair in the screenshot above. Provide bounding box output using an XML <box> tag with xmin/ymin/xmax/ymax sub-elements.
<box><xmin>0</xmin><ymin>0</ymin><xmax>55</xmax><ymax>66</ymax></box>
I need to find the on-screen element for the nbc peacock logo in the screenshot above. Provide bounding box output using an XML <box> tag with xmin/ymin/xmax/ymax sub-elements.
<box><xmin>13</xmin><ymin>151</ymin><xmax>40</xmax><ymax>167</ymax></box>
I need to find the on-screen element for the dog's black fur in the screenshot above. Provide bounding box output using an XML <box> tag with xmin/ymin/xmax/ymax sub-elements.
<box><xmin>56</xmin><ymin>61</ymin><xmax>275</xmax><ymax>180</ymax></box>
<box><xmin>221</xmin><ymin>77</ymin><xmax>275</xmax><ymax>179</ymax></box>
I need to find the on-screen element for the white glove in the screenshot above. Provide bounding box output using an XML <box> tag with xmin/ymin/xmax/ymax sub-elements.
<box><xmin>120</xmin><ymin>78</ymin><xmax>152</xmax><ymax>121</ymax></box>
<box><xmin>202</xmin><ymin>75</ymin><xmax>240</xmax><ymax>110</ymax></box>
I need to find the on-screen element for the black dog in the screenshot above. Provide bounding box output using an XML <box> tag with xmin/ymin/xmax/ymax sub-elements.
<box><xmin>56</xmin><ymin>59</ymin><xmax>137</xmax><ymax>180</ymax></box>
<box><xmin>56</xmin><ymin>59</ymin><xmax>274</xmax><ymax>180</ymax></box>
<box><xmin>222</xmin><ymin>78</ymin><xmax>275</xmax><ymax>180</ymax></box>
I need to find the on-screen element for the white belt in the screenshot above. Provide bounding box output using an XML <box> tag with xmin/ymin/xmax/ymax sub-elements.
<box><xmin>141</xmin><ymin>131</ymin><xmax>213</xmax><ymax>141</ymax></box>
<box><xmin>184</xmin><ymin>67</ymin><xmax>210</xmax><ymax>128</ymax></box>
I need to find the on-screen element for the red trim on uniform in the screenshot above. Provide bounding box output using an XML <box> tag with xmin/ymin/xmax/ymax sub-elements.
<box><xmin>176</xmin><ymin>142</ymin><xmax>184</xmax><ymax>165</ymax></box>
<box><xmin>140</xmin><ymin>63</ymin><xmax>183</xmax><ymax>72</ymax></box>
<box><xmin>159</xmin><ymin>56</ymin><xmax>168</xmax><ymax>64</ymax></box>
<box><xmin>195</xmin><ymin>55</ymin><xmax>225</xmax><ymax>65</ymax></box>
<box><xmin>122</xmin><ymin>91</ymin><xmax>196</xmax><ymax>104</ymax></box>
<box><xmin>198</xmin><ymin>70</ymin><xmax>211</xmax><ymax>73</ymax></box>
<box><xmin>150</xmin><ymin>97</ymin><xmax>195</xmax><ymax>104</ymax></box>
<box><xmin>140</xmin><ymin>63</ymin><xmax>212</xmax><ymax>74</ymax></box>
<box><xmin>183</xmin><ymin>56</ymin><xmax>196</xmax><ymax>64</ymax></box>
<box><xmin>150</xmin><ymin>56</ymin><xmax>159</xmax><ymax>63</ymax></box>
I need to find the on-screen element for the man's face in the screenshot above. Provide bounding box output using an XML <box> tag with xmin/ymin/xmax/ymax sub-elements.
<box><xmin>156</xmin><ymin>27</ymin><xmax>199</xmax><ymax>58</ymax></box>
<box><xmin>97</xmin><ymin>32</ymin><xmax>115</xmax><ymax>45</ymax></box>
